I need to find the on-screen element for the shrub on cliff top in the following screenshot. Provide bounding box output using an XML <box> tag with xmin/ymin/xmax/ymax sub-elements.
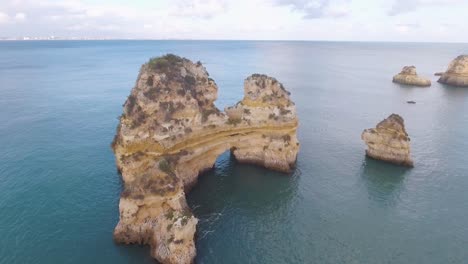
<box><xmin>280</xmin><ymin>108</ymin><xmax>291</xmax><ymax>115</ymax></box>
<box><xmin>147</xmin><ymin>54</ymin><xmax>184</xmax><ymax>71</ymax></box>
<box><xmin>226</xmin><ymin>117</ymin><xmax>242</xmax><ymax>126</ymax></box>
<box><xmin>159</xmin><ymin>158</ymin><xmax>177</xmax><ymax>178</ymax></box>
<box><xmin>173</xmin><ymin>239</ymin><xmax>184</xmax><ymax>244</ymax></box>
<box><xmin>184</xmin><ymin>75</ymin><xmax>196</xmax><ymax>86</ymax></box>
<box><xmin>144</xmin><ymin>87</ymin><xmax>158</xmax><ymax>100</ymax></box>
<box><xmin>251</xmin><ymin>73</ymin><xmax>268</xmax><ymax>79</ymax></box>
<box><xmin>202</xmin><ymin>108</ymin><xmax>218</xmax><ymax>123</ymax></box>
<box><xmin>159</xmin><ymin>159</ymin><xmax>171</xmax><ymax>173</ymax></box>
<box><xmin>126</xmin><ymin>94</ymin><xmax>137</xmax><ymax>113</ymax></box>
<box><xmin>165</xmin><ymin>209</ymin><xmax>174</xmax><ymax>220</ymax></box>
<box><xmin>131</xmin><ymin>112</ymin><xmax>146</xmax><ymax>129</ymax></box>
<box><xmin>146</xmin><ymin>75</ymin><xmax>154</xmax><ymax>86</ymax></box>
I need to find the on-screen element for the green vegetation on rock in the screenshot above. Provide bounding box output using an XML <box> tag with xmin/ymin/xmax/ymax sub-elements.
<box><xmin>147</xmin><ymin>54</ymin><xmax>184</xmax><ymax>71</ymax></box>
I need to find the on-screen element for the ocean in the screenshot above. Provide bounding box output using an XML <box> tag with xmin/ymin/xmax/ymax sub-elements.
<box><xmin>0</xmin><ymin>40</ymin><xmax>467</xmax><ymax>263</ymax></box>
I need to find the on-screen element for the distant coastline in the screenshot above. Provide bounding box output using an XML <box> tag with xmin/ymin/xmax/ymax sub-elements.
<box><xmin>0</xmin><ymin>37</ymin><xmax>134</xmax><ymax>41</ymax></box>
<box><xmin>1</xmin><ymin>38</ymin><xmax>468</xmax><ymax>44</ymax></box>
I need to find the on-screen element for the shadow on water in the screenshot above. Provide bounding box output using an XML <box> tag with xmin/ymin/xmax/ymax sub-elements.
<box><xmin>393</xmin><ymin>82</ymin><xmax>428</xmax><ymax>96</ymax></box>
<box><xmin>360</xmin><ymin>157</ymin><xmax>410</xmax><ymax>207</ymax></box>
<box><xmin>187</xmin><ymin>151</ymin><xmax>298</xmax><ymax>216</ymax></box>
<box><xmin>185</xmin><ymin>151</ymin><xmax>300</xmax><ymax>263</ymax></box>
<box><xmin>393</xmin><ymin>82</ymin><xmax>420</xmax><ymax>89</ymax></box>
<box><xmin>186</xmin><ymin>151</ymin><xmax>299</xmax><ymax>244</ymax></box>
<box><xmin>439</xmin><ymin>83</ymin><xmax>468</xmax><ymax>98</ymax></box>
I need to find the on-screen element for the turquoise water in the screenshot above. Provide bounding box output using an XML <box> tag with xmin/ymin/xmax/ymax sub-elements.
<box><xmin>1</xmin><ymin>41</ymin><xmax>467</xmax><ymax>263</ymax></box>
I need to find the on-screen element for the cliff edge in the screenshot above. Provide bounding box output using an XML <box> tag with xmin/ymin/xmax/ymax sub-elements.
<box><xmin>438</xmin><ymin>55</ymin><xmax>468</xmax><ymax>87</ymax></box>
<box><xmin>111</xmin><ymin>54</ymin><xmax>299</xmax><ymax>263</ymax></box>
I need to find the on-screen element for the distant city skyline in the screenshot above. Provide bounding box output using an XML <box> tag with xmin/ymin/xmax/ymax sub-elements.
<box><xmin>1</xmin><ymin>0</ymin><xmax>467</xmax><ymax>43</ymax></box>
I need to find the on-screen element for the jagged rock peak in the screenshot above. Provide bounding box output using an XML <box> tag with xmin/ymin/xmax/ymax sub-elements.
<box><xmin>376</xmin><ymin>113</ymin><xmax>407</xmax><ymax>134</ymax></box>
<box><xmin>361</xmin><ymin>114</ymin><xmax>413</xmax><ymax>167</ymax></box>
<box><xmin>438</xmin><ymin>55</ymin><xmax>468</xmax><ymax>87</ymax></box>
<box><xmin>392</xmin><ymin>66</ymin><xmax>431</xmax><ymax>87</ymax></box>
<box><xmin>243</xmin><ymin>74</ymin><xmax>292</xmax><ymax>105</ymax></box>
<box><xmin>400</xmin><ymin>66</ymin><xmax>418</xmax><ymax>75</ymax></box>
<box><xmin>120</xmin><ymin>54</ymin><xmax>219</xmax><ymax>131</ymax></box>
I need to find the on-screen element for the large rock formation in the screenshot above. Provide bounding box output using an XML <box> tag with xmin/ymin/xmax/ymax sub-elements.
<box><xmin>361</xmin><ymin>114</ymin><xmax>413</xmax><ymax>167</ymax></box>
<box><xmin>111</xmin><ymin>54</ymin><xmax>299</xmax><ymax>263</ymax></box>
<box><xmin>392</xmin><ymin>66</ymin><xmax>431</xmax><ymax>87</ymax></box>
<box><xmin>438</xmin><ymin>55</ymin><xmax>468</xmax><ymax>87</ymax></box>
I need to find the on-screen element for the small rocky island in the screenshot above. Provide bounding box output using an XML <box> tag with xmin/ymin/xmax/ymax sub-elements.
<box><xmin>361</xmin><ymin>114</ymin><xmax>413</xmax><ymax>167</ymax></box>
<box><xmin>438</xmin><ymin>55</ymin><xmax>468</xmax><ymax>87</ymax></box>
<box><xmin>111</xmin><ymin>54</ymin><xmax>299</xmax><ymax>263</ymax></box>
<box><xmin>392</xmin><ymin>66</ymin><xmax>431</xmax><ymax>87</ymax></box>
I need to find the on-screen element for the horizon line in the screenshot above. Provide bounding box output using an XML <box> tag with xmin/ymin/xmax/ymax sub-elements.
<box><xmin>1</xmin><ymin>38</ymin><xmax>468</xmax><ymax>44</ymax></box>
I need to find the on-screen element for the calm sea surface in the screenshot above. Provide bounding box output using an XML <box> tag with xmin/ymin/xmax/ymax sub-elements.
<box><xmin>1</xmin><ymin>40</ymin><xmax>468</xmax><ymax>263</ymax></box>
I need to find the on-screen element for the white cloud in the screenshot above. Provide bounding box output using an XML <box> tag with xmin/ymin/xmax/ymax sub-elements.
<box><xmin>171</xmin><ymin>0</ymin><xmax>229</xmax><ymax>19</ymax></box>
<box><xmin>395</xmin><ymin>25</ymin><xmax>409</xmax><ymax>33</ymax></box>
<box><xmin>0</xmin><ymin>10</ymin><xmax>26</xmax><ymax>24</ymax></box>
<box><xmin>0</xmin><ymin>0</ymin><xmax>467</xmax><ymax>42</ymax></box>
<box><xmin>275</xmin><ymin>0</ymin><xmax>350</xmax><ymax>18</ymax></box>
<box><xmin>14</xmin><ymin>12</ymin><xmax>26</xmax><ymax>21</ymax></box>
<box><xmin>323</xmin><ymin>2</ymin><xmax>350</xmax><ymax>17</ymax></box>
<box><xmin>395</xmin><ymin>23</ymin><xmax>420</xmax><ymax>33</ymax></box>
<box><xmin>0</xmin><ymin>12</ymin><xmax>9</xmax><ymax>24</ymax></box>
<box><xmin>389</xmin><ymin>0</ymin><xmax>465</xmax><ymax>16</ymax></box>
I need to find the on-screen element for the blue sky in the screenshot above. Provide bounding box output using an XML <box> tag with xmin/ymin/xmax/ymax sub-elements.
<box><xmin>0</xmin><ymin>0</ymin><xmax>467</xmax><ymax>42</ymax></box>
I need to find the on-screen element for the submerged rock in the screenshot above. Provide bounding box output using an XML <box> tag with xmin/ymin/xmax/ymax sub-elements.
<box><xmin>361</xmin><ymin>114</ymin><xmax>413</xmax><ymax>167</ymax></box>
<box><xmin>392</xmin><ymin>66</ymin><xmax>431</xmax><ymax>87</ymax></box>
<box><xmin>111</xmin><ymin>54</ymin><xmax>299</xmax><ymax>263</ymax></box>
<box><xmin>406</xmin><ymin>101</ymin><xmax>416</xmax><ymax>104</ymax></box>
<box><xmin>434</xmin><ymin>72</ymin><xmax>444</xmax><ymax>76</ymax></box>
<box><xmin>438</xmin><ymin>55</ymin><xmax>468</xmax><ymax>87</ymax></box>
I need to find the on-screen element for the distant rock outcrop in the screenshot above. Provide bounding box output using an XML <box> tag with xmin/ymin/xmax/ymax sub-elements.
<box><xmin>361</xmin><ymin>114</ymin><xmax>413</xmax><ymax>167</ymax></box>
<box><xmin>392</xmin><ymin>66</ymin><xmax>431</xmax><ymax>87</ymax></box>
<box><xmin>111</xmin><ymin>54</ymin><xmax>299</xmax><ymax>263</ymax></box>
<box><xmin>438</xmin><ymin>55</ymin><xmax>468</xmax><ymax>87</ymax></box>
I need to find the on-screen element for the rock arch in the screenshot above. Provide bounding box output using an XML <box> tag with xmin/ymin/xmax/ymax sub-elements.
<box><xmin>111</xmin><ymin>54</ymin><xmax>299</xmax><ymax>263</ymax></box>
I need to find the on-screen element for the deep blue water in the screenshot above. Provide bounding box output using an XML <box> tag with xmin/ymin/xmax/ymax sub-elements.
<box><xmin>1</xmin><ymin>40</ymin><xmax>468</xmax><ymax>263</ymax></box>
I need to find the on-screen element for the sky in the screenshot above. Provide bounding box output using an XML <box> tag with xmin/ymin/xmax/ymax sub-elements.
<box><xmin>0</xmin><ymin>0</ymin><xmax>467</xmax><ymax>42</ymax></box>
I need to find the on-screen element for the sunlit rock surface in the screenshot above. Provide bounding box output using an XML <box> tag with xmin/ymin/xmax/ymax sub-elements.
<box><xmin>392</xmin><ymin>66</ymin><xmax>431</xmax><ymax>87</ymax></box>
<box><xmin>361</xmin><ymin>114</ymin><xmax>413</xmax><ymax>167</ymax></box>
<box><xmin>438</xmin><ymin>55</ymin><xmax>468</xmax><ymax>87</ymax></box>
<box><xmin>111</xmin><ymin>54</ymin><xmax>299</xmax><ymax>263</ymax></box>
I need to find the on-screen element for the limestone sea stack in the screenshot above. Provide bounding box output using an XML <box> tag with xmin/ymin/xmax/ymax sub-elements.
<box><xmin>111</xmin><ymin>54</ymin><xmax>299</xmax><ymax>263</ymax></box>
<box><xmin>438</xmin><ymin>55</ymin><xmax>468</xmax><ymax>87</ymax></box>
<box><xmin>361</xmin><ymin>114</ymin><xmax>413</xmax><ymax>167</ymax></box>
<box><xmin>392</xmin><ymin>66</ymin><xmax>431</xmax><ymax>87</ymax></box>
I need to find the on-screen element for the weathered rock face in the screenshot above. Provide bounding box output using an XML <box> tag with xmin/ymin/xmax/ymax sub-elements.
<box><xmin>361</xmin><ymin>114</ymin><xmax>413</xmax><ymax>167</ymax></box>
<box><xmin>438</xmin><ymin>55</ymin><xmax>468</xmax><ymax>87</ymax></box>
<box><xmin>111</xmin><ymin>54</ymin><xmax>299</xmax><ymax>263</ymax></box>
<box><xmin>392</xmin><ymin>66</ymin><xmax>431</xmax><ymax>87</ymax></box>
